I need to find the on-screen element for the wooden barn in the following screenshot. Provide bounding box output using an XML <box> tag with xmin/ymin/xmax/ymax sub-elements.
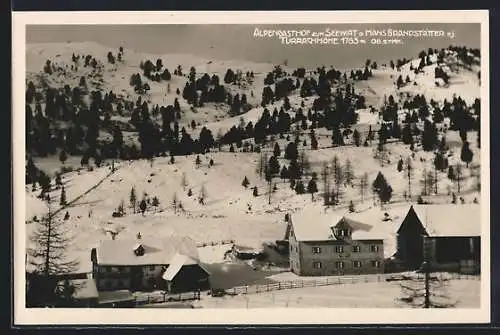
<box><xmin>396</xmin><ymin>204</ymin><xmax>481</xmax><ymax>273</ymax></box>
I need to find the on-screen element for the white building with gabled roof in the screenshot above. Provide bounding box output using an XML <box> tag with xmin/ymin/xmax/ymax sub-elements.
<box><xmin>91</xmin><ymin>235</ymin><xmax>210</xmax><ymax>292</ymax></box>
<box><xmin>284</xmin><ymin>208</ymin><xmax>386</xmax><ymax>276</ymax></box>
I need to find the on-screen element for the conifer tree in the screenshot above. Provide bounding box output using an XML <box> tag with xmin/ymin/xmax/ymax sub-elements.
<box><xmin>422</xmin><ymin>120</ymin><xmax>438</xmax><ymax>151</ymax></box>
<box><xmin>273</xmin><ymin>142</ymin><xmax>281</xmax><ymax>158</ymax></box>
<box><xmin>344</xmin><ymin>159</ymin><xmax>354</xmax><ymax>186</ymax></box>
<box><xmin>420</xmin><ymin>167</ymin><xmax>429</xmax><ymax>196</ymax></box>
<box><xmin>59</xmin><ymin>150</ymin><xmax>67</xmax><ymax>165</ymax></box>
<box><xmin>139</xmin><ymin>198</ymin><xmax>147</xmax><ymax>215</ymax></box>
<box><xmin>321</xmin><ymin>163</ymin><xmax>330</xmax><ymax>205</ymax></box>
<box><xmin>332</xmin><ymin>155</ymin><xmax>343</xmax><ymax>202</ymax></box>
<box><xmin>199</xmin><ymin>184</ymin><xmax>207</xmax><ymax>205</ymax></box>
<box><xmin>242</xmin><ymin>176</ymin><xmax>250</xmax><ymax>188</ymax></box>
<box><xmin>397</xmin><ymin>157</ymin><xmax>404</xmax><ymax>172</ymax></box>
<box><xmin>460</xmin><ymin>141</ymin><xmax>473</xmax><ymax>168</ymax></box>
<box><xmin>307</xmin><ymin>179</ymin><xmax>318</xmax><ymax>201</ymax></box>
<box><xmin>448</xmin><ymin>166</ymin><xmax>455</xmax><ymax>181</ymax></box>
<box><xmin>172</xmin><ymin>193</ymin><xmax>179</xmax><ymax>213</ymax></box>
<box><xmin>295</xmin><ymin>180</ymin><xmax>305</xmax><ymax>194</ymax></box>
<box><xmin>359</xmin><ymin>172</ymin><xmax>368</xmax><ymax>202</ymax></box>
<box><xmin>349</xmin><ymin>200</ymin><xmax>355</xmax><ymax>212</ymax></box>
<box><xmin>130</xmin><ymin>186</ymin><xmax>137</xmax><ymax>213</ymax></box>
<box><xmin>372</xmin><ymin>172</ymin><xmax>393</xmax><ymax>206</ymax></box>
<box><xmin>152</xmin><ymin>196</ymin><xmax>160</xmax><ymax>213</ymax></box>
<box><xmin>55</xmin><ymin>173</ymin><xmax>62</xmax><ymax>187</ymax></box>
<box><xmin>405</xmin><ymin>157</ymin><xmax>414</xmax><ymax>200</ymax></box>
<box><xmin>59</xmin><ymin>186</ymin><xmax>67</xmax><ymax>206</ymax></box>
<box><xmin>353</xmin><ymin>129</ymin><xmax>361</xmax><ymax>147</ymax></box>
<box><xmin>268</xmin><ymin>155</ymin><xmax>280</xmax><ymax>176</ymax></box>
<box><xmin>455</xmin><ymin>163</ymin><xmax>463</xmax><ymax>194</ymax></box>
<box><xmin>28</xmin><ymin>206</ymin><xmax>79</xmax><ymax>279</ymax></box>
<box><xmin>310</xmin><ymin>132</ymin><xmax>318</xmax><ymax>150</ymax></box>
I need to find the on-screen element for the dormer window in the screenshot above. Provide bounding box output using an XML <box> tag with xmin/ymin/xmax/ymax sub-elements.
<box><xmin>133</xmin><ymin>244</ymin><xmax>145</xmax><ymax>256</ymax></box>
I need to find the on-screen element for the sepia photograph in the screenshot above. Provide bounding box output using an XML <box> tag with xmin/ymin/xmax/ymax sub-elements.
<box><xmin>13</xmin><ymin>10</ymin><xmax>490</xmax><ymax>325</ymax></box>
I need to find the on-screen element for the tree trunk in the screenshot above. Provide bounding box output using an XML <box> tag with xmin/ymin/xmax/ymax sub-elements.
<box><xmin>268</xmin><ymin>180</ymin><xmax>272</xmax><ymax>205</ymax></box>
<box><xmin>44</xmin><ymin>207</ymin><xmax>53</xmax><ymax>276</ymax></box>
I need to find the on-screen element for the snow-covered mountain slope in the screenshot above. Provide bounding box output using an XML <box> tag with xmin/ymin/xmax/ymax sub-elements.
<box><xmin>26</xmin><ymin>42</ymin><xmax>282</xmax><ymax>129</ymax></box>
<box><xmin>356</xmin><ymin>52</ymin><xmax>480</xmax><ymax>108</ymax></box>
<box><xmin>25</xmin><ymin>128</ymin><xmax>480</xmax><ymax>273</ymax></box>
<box><xmin>25</xmin><ymin>42</ymin><xmax>482</xmax><ymax>274</ymax></box>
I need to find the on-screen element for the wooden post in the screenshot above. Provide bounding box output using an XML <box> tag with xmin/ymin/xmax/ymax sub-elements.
<box><xmin>424</xmin><ymin>261</ymin><xmax>430</xmax><ymax>309</ymax></box>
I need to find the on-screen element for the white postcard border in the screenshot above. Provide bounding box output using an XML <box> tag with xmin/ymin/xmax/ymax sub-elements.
<box><xmin>12</xmin><ymin>10</ymin><xmax>491</xmax><ymax>325</ymax></box>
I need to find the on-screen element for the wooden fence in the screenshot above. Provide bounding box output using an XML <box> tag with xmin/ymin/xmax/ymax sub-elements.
<box><xmin>224</xmin><ymin>273</ymin><xmax>480</xmax><ymax>296</ymax></box>
<box><xmin>196</xmin><ymin>240</ymin><xmax>235</xmax><ymax>248</ymax></box>
<box><xmin>134</xmin><ymin>291</ymin><xmax>201</xmax><ymax>306</ymax></box>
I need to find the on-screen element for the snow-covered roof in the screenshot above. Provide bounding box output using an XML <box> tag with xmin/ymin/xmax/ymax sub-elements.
<box><xmin>162</xmin><ymin>253</ymin><xmax>199</xmax><ymax>281</ymax></box>
<box><xmin>96</xmin><ymin>236</ymin><xmax>199</xmax><ymax>266</ymax></box>
<box><xmin>289</xmin><ymin>208</ymin><xmax>345</xmax><ymax>242</ymax></box>
<box><xmin>409</xmin><ymin>204</ymin><xmax>481</xmax><ymax>237</ymax></box>
<box><xmin>289</xmin><ymin>205</ymin><xmax>410</xmax><ymax>259</ymax></box>
<box><xmin>289</xmin><ymin>207</ymin><xmax>391</xmax><ymax>242</ymax></box>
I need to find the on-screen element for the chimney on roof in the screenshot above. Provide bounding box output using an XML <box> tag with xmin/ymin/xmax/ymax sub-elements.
<box><xmin>137</xmin><ymin>232</ymin><xmax>142</xmax><ymax>240</ymax></box>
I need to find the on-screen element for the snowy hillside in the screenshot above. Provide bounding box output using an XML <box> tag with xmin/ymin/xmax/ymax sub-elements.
<box><xmin>355</xmin><ymin>51</ymin><xmax>480</xmax><ymax>108</ymax></box>
<box><xmin>25</xmin><ymin>42</ymin><xmax>482</xmax><ymax>278</ymax></box>
<box><xmin>26</xmin><ymin>41</ymin><xmax>282</xmax><ymax>131</ymax></box>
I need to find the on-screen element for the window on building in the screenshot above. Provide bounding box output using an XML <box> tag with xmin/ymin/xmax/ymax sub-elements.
<box><xmin>312</xmin><ymin>247</ymin><xmax>322</xmax><ymax>254</ymax></box>
<box><xmin>353</xmin><ymin>245</ymin><xmax>361</xmax><ymax>253</ymax></box>
<box><xmin>370</xmin><ymin>245</ymin><xmax>380</xmax><ymax>253</ymax></box>
<box><xmin>149</xmin><ymin>265</ymin><xmax>155</xmax><ymax>271</ymax></box>
<box><xmin>335</xmin><ymin>246</ymin><xmax>344</xmax><ymax>253</ymax></box>
<box><xmin>312</xmin><ymin>261</ymin><xmax>322</xmax><ymax>269</ymax></box>
<box><xmin>118</xmin><ymin>267</ymin><xmax>125</xmax><ymax>273</ymax></box>
<box><xmin>353</xmin><ymin>261</ymin><xmax>362</xmax><ymax>268</ymax></box>
<box><xmin>105</xmin><ymin>281</ymin><xmax>112</xmax><ymax>289</ymax></box>
<box><xmin>335</xmin><ymin>261</ymin><xmax>344</xmax><ymax>269</ymax></box>
<box><xmin>343</xmin><ymin>229</ymin><xmax>350</xmax><ymax>236</ymax></box>
<box><xmin>371</xmin><ymin>260</ymin><xmax>381</xmax><ymax>268</ymax></box>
